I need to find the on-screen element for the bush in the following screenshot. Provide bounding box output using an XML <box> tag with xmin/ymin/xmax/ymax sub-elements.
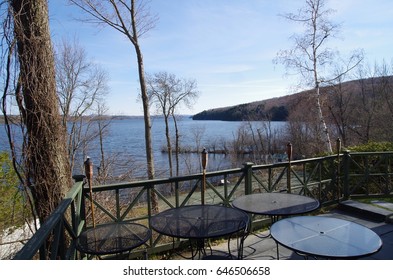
<box><xmin>0</xmin><ymin>152</ymin><xmax>26</xmax><ymax>232</ymax></box>
<box><xmin>348</xmin><ymin>141</ymin><xmax>393</xmax><ymax>152</ymax></box>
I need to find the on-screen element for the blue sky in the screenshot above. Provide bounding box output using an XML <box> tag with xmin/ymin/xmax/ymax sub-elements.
<box><xmin>48</xmin><ymin>0</ymin><xmax>393</xmax><ymax>116</ymax></box>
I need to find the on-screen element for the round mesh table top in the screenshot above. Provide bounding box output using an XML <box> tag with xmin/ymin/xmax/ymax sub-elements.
<box><xmin>77</xmin><ymin>222</ymin><xmax>151</xmax><ymax>255</ymax></box>
<box><xmin>232</xmin><ymin>192</ymin><xmax>320</xmax><ymax>216</ymax></box>
<box><xmin>271</xmin><ymin>216</ymin><xmax>382</xmax><ymax>259</ymax></box>
<box><xmin>150</xmin><ymin>205</ymin><xmax>249</xmax><ymax>239</ymax></box>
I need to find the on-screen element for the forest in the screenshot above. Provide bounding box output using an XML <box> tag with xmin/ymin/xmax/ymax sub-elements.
<box><xmin>193</xmin><ymin>74</ymin><xmax>393</xmax><ymax>156</ymax></box>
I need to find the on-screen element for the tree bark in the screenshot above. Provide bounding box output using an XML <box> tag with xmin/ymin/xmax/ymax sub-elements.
<box><xmin>315</xmin><ymin>83</ymin><xmax>333</xmax><ymax>153</ymax></box>
<box><xmin>10</xmin><ymin>0</ymin><xmax>71</xmax><ymax>223</ymax></box>
<box><xmin>132</xmin><ymin>29</ymin><xmax>158</xmax><ymax>213</ymax></box>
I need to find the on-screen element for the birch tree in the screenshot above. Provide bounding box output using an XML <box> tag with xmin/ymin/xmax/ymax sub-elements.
<box><xmin>69</xmin><ymin>0</ymin><xmax>159</xmax><ymax>210</ymax></box>
<box><xmin>275</xmin><ymin>0</ymin><xmax>363</xmax><ymax>153</ymax></box>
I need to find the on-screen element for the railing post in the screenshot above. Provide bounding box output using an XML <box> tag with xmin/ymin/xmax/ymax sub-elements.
<box><xmin>84</xmin><ymin>157</ymin><xmax>95</xmax><ymax>227</ymax></box>
<box><xmin>342</xmin><ymin>150</ymin><xmax>351</xmax><ymax>200</ymax></box>
<box><xmin>201</xmin><ymin>148</ymin><xmax>208</xmax><ymax>205</ymax></box>
<box><xmin>72</xmin><ymin>174</ymin><xmax>85</xmax><ymax>236</ymax></box>
<box><xmin>72</xmin><ymin>174</ymin><xmax>85</xmax><ymax>183</ymax></box>
<box><xmin>336</xmin><ymin>138</ymin><xmax>341</xmax><ymax>201</ymax></box>
<box><xmin>387</xmin><ymin>154</ymin><xmax>392</xmax><ymax>194</ymax></box>
<box><xmin>243</xmin><ymin>162</ymin><xmax>254</xmax><ymax>195</ymax></box>
<box><xmin>287</xmin><ymin>143</ymin><xmax>292</xmax><ymax>193</ymax></box>
<box><xmin>73</xmin><ymin>175</ymin><xmax>86</xmax><ymax>231</ymax></box>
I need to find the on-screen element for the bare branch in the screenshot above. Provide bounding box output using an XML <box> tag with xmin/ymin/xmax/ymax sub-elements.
<box><xmin>70</xmin><ymin>0</ymin><xmax>160</xmax><ymax>211</ymax></box>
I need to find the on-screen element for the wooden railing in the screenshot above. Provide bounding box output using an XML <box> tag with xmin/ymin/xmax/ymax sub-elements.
<box><xmin>13</xmin><ymin>180</ymin><xmax>85</xmax><ymax>260</ymax></box>
<box><xmin>13</xmin><ymin>151</ymin><xmax>393</xmax><ymax>259</ymax></box>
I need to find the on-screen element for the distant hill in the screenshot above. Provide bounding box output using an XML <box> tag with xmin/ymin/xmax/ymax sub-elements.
<box><xmin>192</xmin><ymin>76</ymin><xmax>393</xmax><ymax>121</ymax></box>
<box><xmin>192</xmin><ymin>99</ymin><xmax>290</xmax><ymax>121</ymax></box>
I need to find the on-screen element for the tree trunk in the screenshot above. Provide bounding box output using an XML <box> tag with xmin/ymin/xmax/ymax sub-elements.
<box><xmin>315</xmin><ymin>83</ymin><xmax>333</xmax><ymax>153</ymax></box>
<box><xmin>69</xmin><ymin>0</ymin><xmax>159</xmax><ymax>212</ymax></box>
<box><xmin>11</xmin><ymin>0</ymin><xmax>71</xmax><ymax>223</ymax></box>
<box><xmin>164</xmin><ymin>115</ymin><xmax>173</xmax><ymax>177</ymax></box>
<box><xmin>134</xmin><ymin>43</ymin><xmax>158</xmax><ymax>212</ymax></box>
<box><xmin>172</xmin><ymin>114</ymin><xmax>180</xmax><ymax>176</ymax></box>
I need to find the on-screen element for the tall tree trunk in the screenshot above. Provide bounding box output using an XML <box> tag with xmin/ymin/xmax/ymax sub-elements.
<box><xmin>315</xmin><ymin>83</ymin><xmax>333</xmax><ymax>153</ymax></box>
<box><xmin>172</xmin><ymin>114</ymin><xmax>180</xmax><ymax>177</ymax></box>
<box><xmin>129</xmin><ymin>0</ymin><xmax>158</xmax><ymax>212</ymax></box>
<box><xmin>163</xmin><ymin>115</ymin><xmax>173</xmax><ymax>177</ymax></box>
<box><xmin>69</xmin><ymin>0</ymin><xmax>159</xmax><ymax>212</ymax></box>
<box><xmin>134</xmin><ymin>42</ymin><xmax>158</xmax><ymax>212</ymax></box>
<box><xmin>11</xmin><ymin>0</ymin><xmax>71</xmax><ymax>223</ymax></box>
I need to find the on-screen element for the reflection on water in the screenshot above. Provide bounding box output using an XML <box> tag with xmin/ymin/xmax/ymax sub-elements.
<box><xmin>0</xmin><ymin>117</ymin><xmax>286</xmax><ymax>180</ymax></box>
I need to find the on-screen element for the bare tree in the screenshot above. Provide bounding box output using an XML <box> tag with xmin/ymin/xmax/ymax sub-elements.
<box><xmin>376</xmin><ymin>61</ymin><xmax>393</xmax><ymax>115</ymax></box>
<box><xmin>327</xmin><ymin>82</ymin><xmax>351</xmax><ymax>146</ymax></box>
<box><xmin>147</xmin><ymin>71</ymin><xmax>199</xmax><ymax>177</ymax></box>
<box><xmin>351</xmin><ymin>63</ymin><xmax>389</xmax><ymax>143</ymax></box>
<box><xmin>326</xmin><ymin>67</ymin><xmax>358</xmax><ymax>147</ymax></box>
<box><xmin>275</xmin><ymin>0</ymin><xmax>363</xmax><ymax>153</ymax></box>
<box><xmin>69</xmin><ymin>0</ymin><xmax>159</xmax><ymax>211</ymax></box>
<box><xmin>366</xmin><ymin>61</ymin><xmax>393</xmax><ymax>142</ymax></box>
<box><xmin>146</xmin><ymin>72</ymin><xmax>174</xmax><ymax>177</ymax></box>
<box><xmin>191</xmin><ymin>125</ymin><xmax>206</xmax><ymax>173</ymax></box>
<box><xmin>55</xmin><ymin>38</ymin><xmax>108</xmax><ymax>172</ymax></box>
<box><xmin>8</xmin><ymin>0</ymin><xmax>72</xmax><ymax>227</ymax></box>
<box><xmin>169</xmin><ymin>76</ymin><xmax>199</xmax><ymax>176</ymax></box>
<box><xmin>284</xmin><ymin>91</ymin><xmax>326</xmax><ymax>157</ymax></box>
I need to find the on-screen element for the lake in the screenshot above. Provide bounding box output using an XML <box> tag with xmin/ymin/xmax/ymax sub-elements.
<box><xmin>0</xmin><ymin>117</ymin><xmax>286</xmax><ymax>179</ymax></box>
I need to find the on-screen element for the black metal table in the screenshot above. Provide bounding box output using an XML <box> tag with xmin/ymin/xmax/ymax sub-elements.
<box><xmin>270</xmin><ymin>216</ymin><xmax>382</xmax><ymax>259</ymax></box>
<box><xmin>232</xmin><ymin>192</ymin><xmax>320</xmax><ymax>222</ymax></box>
<box><xmin>76</xmin><ymin>222</ymin><xmax>151</xmax><ymax>258</ymax></box>
<box><xmin>150</xmin><ymin>204</ymin><xmax>249</xmax><ymax>259</ymax></box>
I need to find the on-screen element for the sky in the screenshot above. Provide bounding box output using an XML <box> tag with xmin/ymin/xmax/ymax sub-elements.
<box><xmin>48</xmin><ymin>0</ymin><xmax>393</xmax><ymax>116</ymax></box>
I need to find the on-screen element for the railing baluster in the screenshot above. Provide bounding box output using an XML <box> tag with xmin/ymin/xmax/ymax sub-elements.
<box><xmin>343</xmin><ymin>151</ymin><xmax>351</xmax><ymax>199</ymax></box>
<box><xmin>115</xmin><ymin>189</ymin><xmax>120</xmax><ymax>221</ymax></box>
<box><xmin>13</xmin><ymin>151</ymin><xmax>393</xmax><ymax>259</ymax></box>
<box><xmin>175</xmin><ymin>181</ymin><xmax>179</xmax><ymax>208</ymax></box>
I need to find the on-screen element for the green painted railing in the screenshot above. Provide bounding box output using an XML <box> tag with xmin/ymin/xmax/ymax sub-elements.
<box><xmin>13</xmin><ymin>180</ymin><xmax>85</xmax><ymax>260</ymax></box>
<box><xmin>12</xmin><ymin>151</ymin><xmax>393</xmax><ymax>259</ymax></box>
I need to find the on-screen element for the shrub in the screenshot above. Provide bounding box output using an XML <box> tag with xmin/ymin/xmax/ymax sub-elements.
<box><xmin>348</xmin><ymin>141</ymin><xmax>393</xmax><ymax>152</ymax></box>
<box><xmin>0</xmin><ymin>152</ymin><xmax>26</xmax><ymax>231</ymax></box>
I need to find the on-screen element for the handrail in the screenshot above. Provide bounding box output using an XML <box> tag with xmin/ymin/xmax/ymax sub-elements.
<box><xmin>13</xmin><ymin>181</ymin><xmax>85</xmax><ymax>260</ymax></box>
<box><xmin>12</xmin><ymin>151</ymin><xmax>393</xmax><ymax>259</ymax></box>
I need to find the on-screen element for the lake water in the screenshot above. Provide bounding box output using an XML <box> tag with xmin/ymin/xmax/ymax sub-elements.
<box><xmin>0</xmin><ymin>117</ymin><xmax>286</xmax><ymax>178</ymax></box>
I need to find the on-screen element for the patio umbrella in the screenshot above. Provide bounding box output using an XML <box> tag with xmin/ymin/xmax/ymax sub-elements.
<box><xmin>84</xmin><ymin>157</ymin><xmax>95</xmax><ymax>227</ymax></box>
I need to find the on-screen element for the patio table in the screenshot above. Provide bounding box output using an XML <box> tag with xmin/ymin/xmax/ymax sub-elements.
<box><xmin>76</xmin><ymin>222</ymin><xmax>151</xmax><ymax>258</ymax></box>
<box><xmin>232</xmin><ymin>192</ymin><xmax>320</xmax><ymax>223</ymax></box>
<box><xmin>150</xmin><ymin>204</ymin><xmax>249</xmax><ymax>259</ymax></box>
<box><xmin>270</xmin><ymin>216</ymin><xmax>382</xmax><ymax>259</ymax></box>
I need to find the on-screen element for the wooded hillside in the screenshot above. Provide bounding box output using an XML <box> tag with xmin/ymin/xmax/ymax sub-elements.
<box><xmin>192</xmin><ymin>76</ymin><xmax>393</xmax><ymax>122</ymax></box>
